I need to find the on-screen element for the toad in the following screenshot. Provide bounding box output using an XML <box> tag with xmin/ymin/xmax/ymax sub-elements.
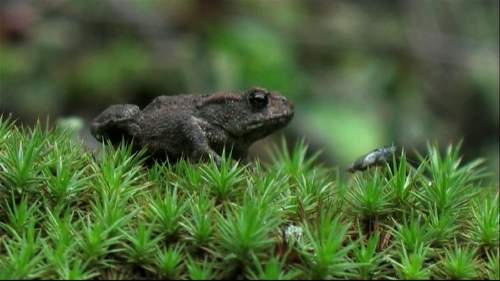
<box><xmin>91</xmin><ymin>87</ymin><xmax>294</xmax><ymax>164</ymax></box>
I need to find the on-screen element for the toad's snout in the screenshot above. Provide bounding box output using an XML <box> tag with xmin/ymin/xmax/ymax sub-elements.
<box><xmin>274</xmin><ymin>95</ymin><xmax>294</xmax><ymax>111</ymax></box>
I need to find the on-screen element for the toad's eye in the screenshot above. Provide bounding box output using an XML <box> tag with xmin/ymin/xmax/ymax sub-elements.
<box><xmin>248</xmin><ymin>89</ymin><xmax>269</xmax><ymax>109</ymax></box>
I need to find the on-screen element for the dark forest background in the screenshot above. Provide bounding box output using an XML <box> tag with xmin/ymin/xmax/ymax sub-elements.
<box><xmin>0</xmin><ymin>0</ymin><xmax>498</xmax><ymax>177</ymax></box>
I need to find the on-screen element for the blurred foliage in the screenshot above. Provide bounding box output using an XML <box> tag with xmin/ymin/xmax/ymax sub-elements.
<box><xmin>0</xmin><ymin>0</ymin><xmax>498</xmax><ymax>175</ymax></box>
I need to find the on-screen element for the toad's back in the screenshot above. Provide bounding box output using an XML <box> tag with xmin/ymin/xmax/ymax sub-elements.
<box><xmin>141</xmin><ymin>95</ymin><xmax>201</xmax><ymax>113</ymax></box>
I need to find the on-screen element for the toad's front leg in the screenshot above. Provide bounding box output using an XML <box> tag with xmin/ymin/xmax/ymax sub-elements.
<box><xmin>186</xmin><ymin>116</ymin><xmax>222</xmax><ymax>165</ymax></box>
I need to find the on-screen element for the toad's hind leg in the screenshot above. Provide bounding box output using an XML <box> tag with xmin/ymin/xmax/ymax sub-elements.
<box><xmin>91</xmin><ymin>104</ymin><xmax>141</xmax><ymax>145</ymax></box>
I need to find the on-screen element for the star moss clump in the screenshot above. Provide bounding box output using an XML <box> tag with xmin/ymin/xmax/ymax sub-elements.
<box><xmin>0</xmin><ymin>116</ymin><xmax>498</xmax><ymax>280</ymax></box>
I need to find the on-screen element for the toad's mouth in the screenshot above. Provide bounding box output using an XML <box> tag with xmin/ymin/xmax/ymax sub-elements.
<box><xmin>244</xmin><ymin>113</ymin><xmax>294</xmax><ymax>131</ymax></box>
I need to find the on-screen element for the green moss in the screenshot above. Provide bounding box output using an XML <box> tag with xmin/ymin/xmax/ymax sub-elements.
<box><xmin>0</xmin><ymin>116</ymin><xmax>498</xmax><ymax>280</ymax></box>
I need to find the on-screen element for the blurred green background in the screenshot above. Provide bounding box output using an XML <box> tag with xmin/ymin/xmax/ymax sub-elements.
<box><xmin>0</xmin><ymin>0</ymin><xmax>498</xmax><ymax>175</ymax></box>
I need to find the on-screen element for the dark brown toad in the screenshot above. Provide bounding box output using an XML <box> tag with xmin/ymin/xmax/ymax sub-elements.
<box><xmin>91</xmin><ymin>87</ymin><xmax>294</xmax><ymax>163</ymax></box>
